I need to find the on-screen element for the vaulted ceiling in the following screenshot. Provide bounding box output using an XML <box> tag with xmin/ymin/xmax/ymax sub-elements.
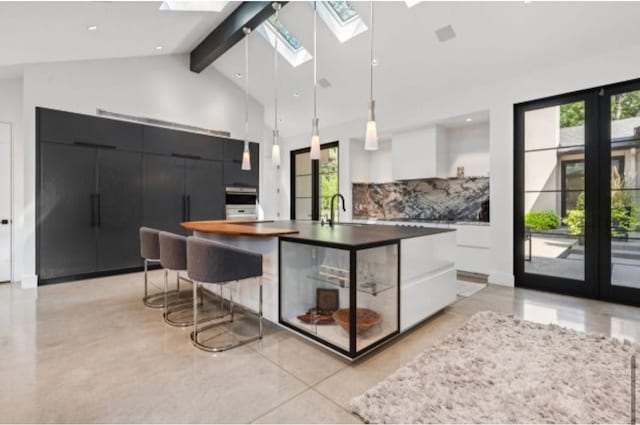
<box><xmin>1</xmin><ymin>1</ymin><xmax>640</xmax><ymax>138</ymax></box>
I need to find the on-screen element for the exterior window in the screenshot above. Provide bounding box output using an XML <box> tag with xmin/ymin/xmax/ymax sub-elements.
<box><xmin>291</xmin><ymin>142</ymin><xmax>339</xmax><ymax>221</ymax></box>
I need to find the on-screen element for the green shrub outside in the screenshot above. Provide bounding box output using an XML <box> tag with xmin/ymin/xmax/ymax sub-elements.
<box><xmin>524</xmin><ymin>210</ymin><xmax>561</xmax><ymax>231</ymax></box>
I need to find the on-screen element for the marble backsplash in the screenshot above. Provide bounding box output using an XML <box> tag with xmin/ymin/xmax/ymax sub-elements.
<box><xmin>352</xmin><ymin>177</ymin><xmax>490</xmax><ymax>221</ymax></box>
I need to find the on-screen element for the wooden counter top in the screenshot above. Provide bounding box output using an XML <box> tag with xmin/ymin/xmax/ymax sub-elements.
<box><xmin>181</xmin><ymin>220</ymin><xmax>300</xmax><ymax>237</ymax></box>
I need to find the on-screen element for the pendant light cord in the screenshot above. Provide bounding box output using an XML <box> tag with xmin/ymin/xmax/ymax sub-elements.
<box><xmin>274</xmin><ymin>8</ymin><xmax>279</xmax><ymax>133</ymax></box>
<box><xmin>370</xmin><ymin>0</ymin><xmax>374</xmax><ymax>102</ymax></box>
<box><xmin>313</xmin><ymin>0</ymin><xmax>318</xmax><ymax>120</ymax></box>
<box><xmin>244</xmin><ymin>28</ymin><xmax>250</xmax><ymax>143</ymax></box>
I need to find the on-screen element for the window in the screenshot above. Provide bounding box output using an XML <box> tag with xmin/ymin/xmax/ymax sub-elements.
<box><xmin>255</xmin><ymin>16</ymin><xmax>312</xmax><ymax>67</ymax></box>
<box><xmin>316</xmin><ymin>1</ymin><xmax>367</xmax><ymax>43</ymax></box>
<box><xmin>291</xmin><ymin>142</ymin><xmax>340</xmax><ymax>221</ymax></box>
<box><xmin>561</xmin><ymin>157</ymin><xmax>625</xmax><ymax>217</ymax></box>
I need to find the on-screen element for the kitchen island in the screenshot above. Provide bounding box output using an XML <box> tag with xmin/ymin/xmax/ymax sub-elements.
<box><xmin>182</xmin><ymin>220</ymin><xmax>456</xmax><ymax>359</ymax></box>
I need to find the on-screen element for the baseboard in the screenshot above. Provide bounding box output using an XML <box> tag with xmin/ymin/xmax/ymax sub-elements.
<box><xmin>20</xmin><ymin>274</ymin><xmax>38</xmax><ymax>289</ymax></box>
<box><xmin>488</xmin><ymin>272</ymin><xmax>514</xmax><ymax>287</ymax></box>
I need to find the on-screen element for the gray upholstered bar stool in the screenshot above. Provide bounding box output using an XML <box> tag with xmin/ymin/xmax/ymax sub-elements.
<box><xmin>159</xmin><ymin>231</ymin><xmax>200</xmax><ymax>327</ymax></box>
<box><xmin>187</xmin><ymin>237</ymin><xmax>263</xmax><ymax>352</ymax></box>
<box><xmin>140</xmin><ymin>227</ymin><xmax>166</xmax><ymax>308</ymax></box>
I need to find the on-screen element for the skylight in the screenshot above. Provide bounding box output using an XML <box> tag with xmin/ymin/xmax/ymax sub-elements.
<box><xmin>267</xmin><ymin>15</ymin><xmax>302</xmax><ymax>51</ymax></box>
<box><xmin>327</xmin><ymin>1</ymin><xmax>358</xmax><ymax>23</ymax></box>
<box><xmin>256</xmin><ymin>16</ymin><xmax>312</xmax><ymax>68</ymax></box>
<box><xmin>316</xmin><ymin>1</ymin><xmax>367</xmax><ymax>44</ymax></box>
<box><xmin>159</xmin><ymin>1</ymin><xmax>228</xmax><ymax>12</ymax></box>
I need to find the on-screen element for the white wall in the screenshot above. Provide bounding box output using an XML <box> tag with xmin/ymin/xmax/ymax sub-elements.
<box><xmin>446</xmin><ymin>123</ymin><xmax>490</xmax><ymax>178</ymax></box>
<box><xmin>0</xmin><ymin>78</ymin><xmax>23</xmax><ymax>284</ymax></box>
<box><xmin>13</xmin><ymin>54</ymin><xmax>266</xmax><ymax>286</ymax></box>
<box><xmin>279</xmin><ymin>43</ymin><xmax>640</xmax><ymax>287</ymax></box>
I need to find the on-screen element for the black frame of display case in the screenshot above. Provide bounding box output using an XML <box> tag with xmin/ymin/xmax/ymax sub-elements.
<box><xmin>278</xmin><ymin>236</ymin><xmax>402</xmax><ymax>360</ymax></box>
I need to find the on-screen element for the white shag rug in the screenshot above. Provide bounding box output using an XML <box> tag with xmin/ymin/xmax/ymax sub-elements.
<box><xmin>351</xmin><ymin>311</ymin><xmax>639</xmax><ymax>424</ymax></box>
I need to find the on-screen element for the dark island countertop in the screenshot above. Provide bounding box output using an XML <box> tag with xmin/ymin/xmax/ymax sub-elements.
<box><xmin>249</xmin><ymin>220</ymin><xmax>454</xmax><ymax>249</ymax></box>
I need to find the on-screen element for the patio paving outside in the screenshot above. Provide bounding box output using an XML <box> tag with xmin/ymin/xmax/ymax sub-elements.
<box><xmin>524</xmin><ymin>231</ymin><xmax>640</xmax><ymax>289</ymax></box>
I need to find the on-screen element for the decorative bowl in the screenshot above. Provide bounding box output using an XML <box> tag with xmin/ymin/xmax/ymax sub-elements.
<box><xmin>332</xmin><ymin>308</ymin><xmax>382</xmax><ymax>334</ymax></box>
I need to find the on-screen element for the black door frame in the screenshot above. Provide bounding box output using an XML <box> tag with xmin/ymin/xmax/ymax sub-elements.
<box><xmin>598</xmin><ymin>79</ymin><xmax>640</xmax><ymax>306</ymax></box>
<box><xmin>514</xmin><ymin>88</ymin><xmax>600</xmax><ymax>300</ymax></box>
<box><xmin>514</xmin><ymin>76</ymin><xmax>640</xmax><ymax>306</ymax></box>
<box><xmin>290</xmin><ymin>141</ymin><xmax>339</xmax><ymax>221</ymax></box>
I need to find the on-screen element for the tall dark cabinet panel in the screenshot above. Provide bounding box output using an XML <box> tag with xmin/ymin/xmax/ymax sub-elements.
<box><xmin>142</xmin><ymin>154</ymin><xmax>187</xmax><ymax>235</ymax></box>
<box><xmin>186</xmin><ymin>159</ymin><xmax>225</xmax><ymax>221</ymax></box>
<box><xmin>37</xmin><ymin>107</ymin><xmax>258</xmax><ymax>285</ymax></box>
<box><xmin>97</xmin><ymin>150</ymin><xmax>143</xmax><ymax>271</ymax></box>
<box><xmin>39</xmin><ymin>143</ymin><xmax>97</xmax><ymax>279</ymax></box>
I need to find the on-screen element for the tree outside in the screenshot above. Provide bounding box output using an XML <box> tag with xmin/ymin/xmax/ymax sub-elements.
<box><xmin>559</xmin><ymin>91</ymin><xmax>640</xmax><ymax>128</ymax></box>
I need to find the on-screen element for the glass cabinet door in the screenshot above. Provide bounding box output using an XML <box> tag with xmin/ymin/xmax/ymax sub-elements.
<box><xmin>356</xmin><ymin>244</ymin><xmax>399</xmax><ymax>352</ymax></box>
<box><xmin>279</xmin><ymin>239</ymin><xmax>400</xmax><ymax>359</ymax></box>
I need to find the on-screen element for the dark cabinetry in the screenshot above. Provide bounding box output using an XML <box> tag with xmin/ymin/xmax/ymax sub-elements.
<box><xmin>141</xmin><ymin>154</ymin><xmax>224</xmax><ymax>235</ymax></box>
<box><xmin>223</xmin><ymin>139</ymin><xmax>260</xmax><ymax>188</ymax></box>
<box><xmin>37</xmin><ymin>107</ymin><xmax>258</xmax><ymax>284</ymax></box>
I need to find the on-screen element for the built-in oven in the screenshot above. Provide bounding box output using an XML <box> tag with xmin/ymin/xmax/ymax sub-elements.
<box><xmin>225</xmin><ymin>186</ymin><xmax>258</xmax><ymax>220</ymax></box>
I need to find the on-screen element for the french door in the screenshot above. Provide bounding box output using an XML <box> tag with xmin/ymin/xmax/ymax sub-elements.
<box><xmin>515</xmin><ymin>78</ymin><xmax>640</xmax><ymax>306</ymax></box>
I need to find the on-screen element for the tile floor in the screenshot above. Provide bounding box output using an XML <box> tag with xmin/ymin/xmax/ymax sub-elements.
<box><xmin>1</xmin><ymin>271</ymin><xmax>640</xmax><ymax>423</ymax></box>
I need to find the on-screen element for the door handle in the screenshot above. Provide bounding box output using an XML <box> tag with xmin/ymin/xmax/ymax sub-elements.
<box><xmin>90</xmin><ymin>194</ymin><xmax>98</xmax><ymax>227</ymax></box>
<box><xmin>97</xmin><ymin>194</ymin><xmax>102</xmax><ymax>227</ymax></box>
<box><xmin>186</xmin><ymin>195</ymin><xmax>191</xmax><ymax>221</ymax></box>
<box><xmin>1</xmin><ymin>219</ymin><xmax>9</xmax><ymax>225</ymax></box>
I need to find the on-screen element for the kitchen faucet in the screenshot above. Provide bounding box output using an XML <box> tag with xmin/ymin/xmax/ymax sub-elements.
<box><xmin>327</xmin><ymin>193</ymin><xmax>346</xmax><ymax>227</ymax></box>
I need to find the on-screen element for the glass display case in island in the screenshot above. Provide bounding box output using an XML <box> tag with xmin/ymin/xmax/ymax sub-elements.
<box><xmin>278</xmin><ymin>238</ymin><xmax>399</xmax><ymax>359</ymax></box>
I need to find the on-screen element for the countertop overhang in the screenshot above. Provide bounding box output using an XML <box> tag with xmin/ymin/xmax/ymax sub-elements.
<box><xmin>182</xmin><ymin>220</ymin><xmax>454</xmax><ymax>248</ymax></box>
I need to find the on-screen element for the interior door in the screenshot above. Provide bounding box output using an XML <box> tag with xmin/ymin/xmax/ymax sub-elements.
<box><xmin>514</xmin><ymin>91</ymin><xmax>599</xmax><ymax>298</ymax></box>
<box><xmin>599</xmin><ymin>81</ymin><xmax>640</xmax><ymax>305</ymax></box>
<box><xmin>39</xmin><ymin>142</ymin><xmax>97</xmax><ymax>280</ymax></box>
<box><xmin>185</xmin><ymin>158</ymin><xmax>224</xmax><ymax>221</ymax></box>
<box><xmin>142</xmin><ymin>153</ymin><xmax>185</xmax><ymax>235</ymax></box>
<box><xmin>0</xmin><ymin>123</ymin><xmax>11</xmax><ymax>282</ymax></box>
<box><xmin>97</xmin><ymin>149</ymin><xmax>143</xmax><ymax>271</ymax></box>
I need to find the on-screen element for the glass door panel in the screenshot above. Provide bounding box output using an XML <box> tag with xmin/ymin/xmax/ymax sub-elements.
<box><xmin>521</xmin><ymin>101</ymin><xmax>588</xmax><ymax>285</ymax></box>
<box><xmin>606</xmin><ymin>88</ymin><xmax>640</xmax><ymax>292</ymax></box>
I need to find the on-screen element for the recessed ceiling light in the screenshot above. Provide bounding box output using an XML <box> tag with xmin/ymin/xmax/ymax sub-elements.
<box><xmin>372</xmin><ymin>58</ymin><xmax>378</xmax><ymax>67</ymax></box>
<box><xmin>293</xmin><ymin>92</ymin><xmax>300</xmax><ymax>98</ymax></box>
<box><xmin>87</xmin><ymin>25</ymin><xmax>98</xmax><ymax>31</ymax></box>
<box><xmin>235</xmin><ymin>72</ymin><xmax>242</xmax><ymax>78</ymax></box>
<box><xmin>155</xmin><ymin>45</ymin><xmax>164</xmax><ymax>51</ymax></box>
<box><xmin>465</xmin><ymin>117</ymin><xmax>473</xmax><ymax>123</ymax></box>
<box><xmin>405</xmin><ymin>0</ymin><xmax>422</xmax><ymax>7</ymax></box>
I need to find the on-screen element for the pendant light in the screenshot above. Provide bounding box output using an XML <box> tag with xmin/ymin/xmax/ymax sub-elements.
<box><xmin>364</xmin><ymin>0</ymin><xmax>378</xmax><ymax>151</ymax></box>
<box><xmin>309</xmin><ymin>1</ymin><xmax>320</xmax><ymax>160</ymax></box>
<box><xmin>272</xmin><ymin>2</ymin><xmax>281</xmax><ymax>168</ymax></box>
<box><xmin>241</xmin><ymin>26</ymin><xmax>252</xmax><ymax>171</ymax></box>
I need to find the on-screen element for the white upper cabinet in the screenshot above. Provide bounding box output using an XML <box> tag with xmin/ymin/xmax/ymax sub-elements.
<box><xmin>392</xmin><ymin>125</ymin><xmax>449</xmax><ymax>180</ymax></box>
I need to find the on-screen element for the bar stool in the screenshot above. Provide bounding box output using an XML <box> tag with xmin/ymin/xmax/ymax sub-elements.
<box><xmin>187</xmin><ymin>237</ymin><xmax>263</xmax><ymax>352</ymax></box>
<box><xmin>159</xmin><ymin>231</ymin><xmax>199</xmax><ymax>327</ymax></box>
<box><xmin>140</xmin><ymin>227</ymin><xmax>179</xmax><ymax>309</ymax></box>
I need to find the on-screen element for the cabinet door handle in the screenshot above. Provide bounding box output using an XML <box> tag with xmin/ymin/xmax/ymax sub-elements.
<box><xmin>90</xmin><ymin>194</ymin><xmax>98</xmax><ymax>227</ymax></box>
<box><xmin>171</xmin><ymin>153</ymin><xmax>202</xmax><ymax>160</ymax></box>
<box><xmin>75</xmin><ymin>141</ymin><xmax>116</xmax><ymax>150</ymax></box>
<box><xmin>186</xmin><ymin>195</ymin><xmax>191</xmax><ymax>221</ymax></box>
<box><xmin>182</xmin><ymin>195</ymin><xmax>187</xmax><ymax>222</ymax></box>
<box><xmin>97</xmin><ymin>194</ymin><xmax>102</xmax><ymax>227</ymax></box>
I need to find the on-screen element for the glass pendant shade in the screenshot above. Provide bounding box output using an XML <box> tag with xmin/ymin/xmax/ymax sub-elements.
<box><xmin>241</xmin><ymin>141</ymin><xmax>251</xmax><ymax>170</ymax></box>
<box><xmin>310</xmin><ymin>118</ymin><xmax>320</xmax><ymax>160</ymax></box>
<box><xmin>272</xmin><ymin>129</ymin><xmax>281</xmax><ymax>167</ymax></box>
<box><xmin>364</xmin><ymin>99</ymin><xmax>378</xmax><ymax>150</ymax></box>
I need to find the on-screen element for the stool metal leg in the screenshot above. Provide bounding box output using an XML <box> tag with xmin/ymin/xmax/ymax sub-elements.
<box><xmin>163</xmin><ymin>270</ymin><xmax>196</xmax><ymax>327</ymax></box>
<box><xmin>191</xmin><ymin>277</ymin><xmax>264</xmax><ymax>353</ymax></box>
<box><xmin>143</xmin><ymin>258</ymin><xmax>170</xmax><ymax>309</ymax></box>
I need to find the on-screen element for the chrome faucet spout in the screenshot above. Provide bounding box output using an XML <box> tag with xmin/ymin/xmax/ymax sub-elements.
<box><xmin>329</xmin><ymin>193</ymin><xmax>346</xmax><ymax>227</ymax></box>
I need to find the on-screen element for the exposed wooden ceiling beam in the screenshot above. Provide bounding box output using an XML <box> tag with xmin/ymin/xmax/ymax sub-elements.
<box><xmin>190</xmin><ymin>1</ymin><xmax>288</xmax><ymax>73</ymax></box>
